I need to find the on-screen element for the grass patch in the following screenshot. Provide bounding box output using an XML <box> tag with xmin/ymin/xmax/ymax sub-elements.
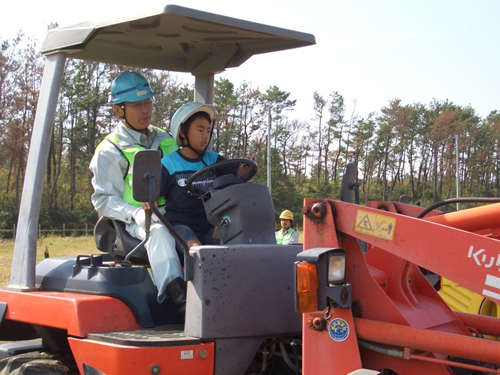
<box><xmin>0</xmin><ymin>236</ymin><xmax>97</xmax><ymax>287</ymax></box>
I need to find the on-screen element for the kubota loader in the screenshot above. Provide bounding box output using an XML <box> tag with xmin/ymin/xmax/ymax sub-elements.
<box><xmin>295</xmin><ymin>163</ymin><xmax>500</xmax><ymax>374</ymax></box>
<box><xmin>1</xmin><ymin>4</ymin><xmax>500</xmax><ymax>375</ymax></box>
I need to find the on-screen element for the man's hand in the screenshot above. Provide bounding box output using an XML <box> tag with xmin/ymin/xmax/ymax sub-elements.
<box><xmin>133</xmin><ymin>207</ymin><xmax>160</xmax><ymax>228</ymax></box>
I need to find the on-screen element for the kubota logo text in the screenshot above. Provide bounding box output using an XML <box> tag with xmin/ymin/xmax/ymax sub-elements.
<box><xmin>468</xmin><ymin>246</ymin><xmax>500</xmax><ymax>271</ymax></box>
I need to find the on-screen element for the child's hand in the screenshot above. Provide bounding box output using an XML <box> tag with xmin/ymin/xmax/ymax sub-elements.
<box><xmin>245</xmin><ymin>155</ymin><xmax>257</xmax><ymax>164</ymax></box>
<box><xmin>237</xmin><ymin>155</ymin><xmax>257</xmax><ymax>177</ymax></box>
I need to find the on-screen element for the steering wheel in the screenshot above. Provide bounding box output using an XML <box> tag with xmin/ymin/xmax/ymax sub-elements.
<box><xmin>186</xmin><ymin>158</ymin><xmax>258</xmax><ymax>196</ymax></box>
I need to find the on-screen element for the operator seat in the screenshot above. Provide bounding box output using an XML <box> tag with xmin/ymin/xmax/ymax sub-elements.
<box><xmin>94</xmin><ymin>216</ymin><xmax>185</xmax><ymax>265</ymax></box>
<box><xmin>94</xmin><ymin>216</ymin><xmax>148</xmax><ymax>262</ymax></box>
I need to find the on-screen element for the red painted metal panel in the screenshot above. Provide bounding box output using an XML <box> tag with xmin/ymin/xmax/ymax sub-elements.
<box><xmin>302</xmin><ymin>309</ymin><xmax>362</xmax><ymax>375</ymax></box>
<box><xmin>69</xmin><ymin>338</ymin><xmax>214</xmax><ymax>374</ymax></box>
<box><xmin>0</xmin><ymin>290</ymin><xmax>139</xmax><ymax>336</ymax></box>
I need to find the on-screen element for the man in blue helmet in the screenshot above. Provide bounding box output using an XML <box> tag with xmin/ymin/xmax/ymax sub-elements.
<box><xmin>89</xmin><ymin>71</ymin><xmax>186</xmax><ymax>317</ymax></box>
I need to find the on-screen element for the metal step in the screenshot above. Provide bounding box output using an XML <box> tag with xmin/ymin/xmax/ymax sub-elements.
<box><xmin>87</xmin><ymin>325</ymin><xmax>200</xmax><ymax>347</ymax></box>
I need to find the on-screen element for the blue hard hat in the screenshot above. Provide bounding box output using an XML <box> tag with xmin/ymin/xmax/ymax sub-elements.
<box><xmin>111</xmin><ymin>71</ymin><xmax>155</xmax><ymax>105</ymax></box>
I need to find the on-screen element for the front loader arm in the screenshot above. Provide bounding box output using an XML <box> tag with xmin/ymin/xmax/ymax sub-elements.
<box><xmin>325</xmin><ymin>200</ymin><xmax>500</xmax><ymax>306</ymax></box>
<box><xmin>299</xmin><ymin>174</ymin><xmax>500</xmax><ymax>375</ymax></box>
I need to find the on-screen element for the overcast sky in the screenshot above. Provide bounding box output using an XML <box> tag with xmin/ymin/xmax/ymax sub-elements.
<box><xmin>2</xmin><ymin>0</ymin><xmax>499</xmax><ymax>122</ymax></box>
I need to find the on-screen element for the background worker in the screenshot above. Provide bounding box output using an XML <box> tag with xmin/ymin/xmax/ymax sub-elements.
<box><xmin>89</xmin><ymin>71</ymin><xmax>186</xmax><ymax>317</ymax></box>
<box><xmin>275</xmin><ymin>209</ymin><xmax>299</xmax><ymax>245</ymax></box>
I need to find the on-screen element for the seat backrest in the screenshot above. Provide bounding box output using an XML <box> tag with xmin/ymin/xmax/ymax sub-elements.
<box><xmin>94</xmin><ymin>216</ymin><xmax>148</xmax><ymax>261</ymax></box>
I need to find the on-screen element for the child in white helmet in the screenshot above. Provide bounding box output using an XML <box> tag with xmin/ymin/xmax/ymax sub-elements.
<box><xmin>161</xmin><ymin>102</ymin><xmax>257</xmax><ymax>249</ymax></box>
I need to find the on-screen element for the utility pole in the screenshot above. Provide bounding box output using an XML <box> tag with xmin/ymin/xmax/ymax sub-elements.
<box><xmin>267</xmin><ymin>107</ymin><xmax>272</xmax><ymax>193</ymax></box>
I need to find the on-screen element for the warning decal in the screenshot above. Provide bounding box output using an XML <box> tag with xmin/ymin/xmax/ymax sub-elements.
<box><xmin>354</xmin><ymin>210</ymin><xmax>396</xmax><ymax>240</ymax></box>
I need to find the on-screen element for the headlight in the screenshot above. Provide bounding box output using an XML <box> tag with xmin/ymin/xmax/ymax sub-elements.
<box><xmin>295</xmin><ymin>248</ymin><xmax>351</xmax><ymax>312</ymax></box>
<box><xmin>328</xmin><ymin>253</ymin><xmax>346</xmax><ymax>285</ymax></box>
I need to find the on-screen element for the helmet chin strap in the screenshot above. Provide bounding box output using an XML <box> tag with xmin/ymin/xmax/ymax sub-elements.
<box><xmin>181</xmin><ymin>120</ymin><xmax>215</xmax><ymax>160</ymax></box>
<box><xmin>120</xmin><ymin>105</ymin><xmax>143</xmax><ymax>132</ymax></box>
<box><xmin>183</xmin><ymin>140</ymin><xmax>208</xmax><ymax>162</ymax></box>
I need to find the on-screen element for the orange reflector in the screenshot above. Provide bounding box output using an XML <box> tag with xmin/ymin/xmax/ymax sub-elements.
<box><xmin>296</xmin><ymin>261</ymin><xmax>319</xmax><ymax>313</ymax></box>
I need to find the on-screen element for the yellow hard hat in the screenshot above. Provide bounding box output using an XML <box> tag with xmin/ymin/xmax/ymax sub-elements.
<box><xmin>279</xmin><ymin>210</ymin><xmax>294</xmax><ymax>221</ymax></box>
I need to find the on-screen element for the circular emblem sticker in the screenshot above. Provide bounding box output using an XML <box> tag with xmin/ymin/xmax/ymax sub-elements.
<box><xmin>328</xmin><ymin>318</ymin><xmax>349</xmax><ymax>342</ymax></box>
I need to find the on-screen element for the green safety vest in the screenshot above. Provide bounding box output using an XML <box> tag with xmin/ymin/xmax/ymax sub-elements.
<box><xmin>275</xmin><ymin>229</ymin><xmax>297</xmax><ymax>244</ymax></box>
<box><xmin>97</xmin><ymin>127</ymin><xmax>178</xmax><ymax>207</ymax></box>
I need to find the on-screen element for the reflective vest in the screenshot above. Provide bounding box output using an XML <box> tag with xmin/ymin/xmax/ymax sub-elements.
<box><xmin>98</xmin><ymin>127</ymin><xmax>178</xmax><ymax>207</ymax></box>
<box><xmin>275</xmin><ymin>229</ymin><xmax>297</xmax><ymax>244</ymax></box>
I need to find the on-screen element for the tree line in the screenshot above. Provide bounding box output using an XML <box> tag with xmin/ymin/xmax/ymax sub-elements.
<box><xmin>1</xmin><ymin>33</ymin><xmax>499</xmax><ymax>235</ymax></box>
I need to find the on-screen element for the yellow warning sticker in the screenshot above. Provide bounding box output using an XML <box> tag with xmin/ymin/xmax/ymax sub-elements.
<box><xmin>354</xmin><ymin>210</ymin><xmax>396</xmax><ymax>240</ymax></box>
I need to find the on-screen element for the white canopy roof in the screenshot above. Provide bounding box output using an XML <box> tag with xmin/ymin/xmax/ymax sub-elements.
<box><xmin>41</xmin><ymin>5</ymin><xmax>316</xmax><ymax>75</ymax></box>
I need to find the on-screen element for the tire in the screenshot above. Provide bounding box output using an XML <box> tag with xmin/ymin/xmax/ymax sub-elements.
<box><xmin>0</xmin><ymin>351</ymin><xmax>76</xmax><ymax>375</ymax></box>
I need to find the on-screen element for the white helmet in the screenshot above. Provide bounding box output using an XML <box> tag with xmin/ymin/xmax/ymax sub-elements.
<box><xmin>171</xmin><ymin>102</ymin><xmax>215</xmax><ymax>146</ymax></box>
